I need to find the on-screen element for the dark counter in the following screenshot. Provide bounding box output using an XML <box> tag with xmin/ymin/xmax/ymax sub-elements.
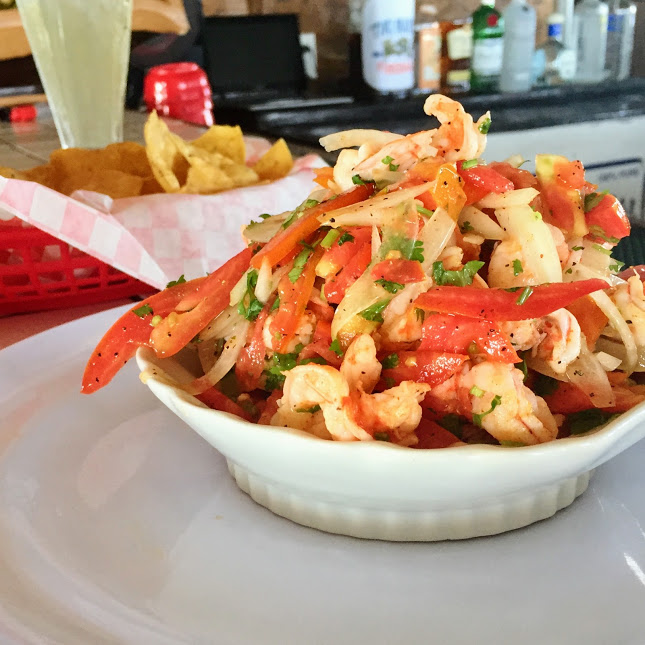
<box><xmin>215</xmin><ymin>78</ymin><xmax>645</xmax><ymax>157</ymax></box>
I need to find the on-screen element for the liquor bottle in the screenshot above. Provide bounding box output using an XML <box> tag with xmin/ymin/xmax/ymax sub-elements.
<box><xmin>439</xmin><ymin>19</ymin><xmax>473</xmax><ymax>94</ymax></box>
<box><xmin>361</xmin><ymin>0</ymin><xmax>416</xmax><ymax>95</ymax></box>
<box><xmin>470</xmin><ymin>0</ymin><xmax>504</xmax><ymax>93</ymax></box>
<box><xmin>537</xmin><ymin>13</ymin><xmax>577</xmax><ymax>85</ymax></box>
<box><xmin>416</xmin><ymin>4</ymin><xmax>441</xmax><ymax>92</ymax></box>
<box><xmin>605</xmin><ymin>0</ymin><xmax>636</xmax><ymax>80</ymax></box>
<box><xmin>499</xmin><ymin>0</ymin><xmax>536</xmax><ymax>93</ymax></box>
<box><xmin>575</xmin><ymin>0</ymin><xmax>608</xmax><ymax>83</ymax></box>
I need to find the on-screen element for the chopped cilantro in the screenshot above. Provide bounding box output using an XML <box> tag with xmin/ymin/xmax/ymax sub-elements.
<box><xmin>288</xmin><ymin>247</ymin><xmax>313</xmax><ymax>283</ymax></box>
<box><xmin>259</xmin><ymin>213</ymin><xmax>272</xmax><ymax>219</ymax></box>
<box><xmin>410</xmin><ymin>240</ymin><xmax>425</xmax><ymax>263</ymax></box>
<box><xmin>516</xmin><ymin>286</ymin><xmax>533</xmax><ymax>305</ymax></box>
<box><xmin>462</xmin><ymin>158</ymin><xmax>478</xmax><ymax>169</ymax></box>
<box><xmin>281</xmin><ymin>211</ymin><xmax>297</xmax><ymax>229</ymax></box>
<box><xmin>469</xmin><ymin>385</ymin><xmax>484</xmax><ymax>397</ymax></box>
<box><xmin>416</xmin><ymin>205</ymin><xmax>434</xmax><ymax>218</ymax></box>
<box><xmin>338</xmin><ymin>231</ymin><xmax>355</xmax><ymax>246</ymax></box>
<box><xmin>478</xmin><ymin>117</ymin><xmax>491</xmax><ymax>135</ymax></box>
<box><xmin>296</xmin><ymin>405</ymin><xmax>321</xmax><ymax>414</ymax></box>
<box><xmin>432</xmin><ymin>260</ymin><xmax>485</xmax><ymax>287</ymax></box>
<box><xmin>512</xmin><ymin>259</ymin><xmax>523</xmax><ymax>276</ymax></box>
<box><xmin>303</xmin><ymin>199</ymin><xmax>319</xmax><ymax>209</ymax></box>
<box><xmin>270</xmin><ymin>297</ymin><xmax>280</xmax><ymax>312</ymax></box>
<box><xmin>590</xmin><ymin>226</ymin><xmax>620</xmax><ymax>245</ymax></box>
<box><xmin>352</xmin><ymin>174</ymin><xmax>366</xmax><ymax>185</ymax></box>
<box><xmin>133</xmin><ymin>303</ymin><xmax>153</xmax><ymax>318</ymax></box>
<box><xmin>472</xmin><ymin>394</ymin><xmax>502</xmax><ymax>427</ymax></box>
<box><xmin>263</xmin><ymin>346</ymin><xmax>303</xmax><ymax>390</ymax></box>
<box><xmin>378</xmin><ymin>234</ymin><xmax>423</xmax><ymax>262</ymax></box>
<box><xmin>381</xmin><ymin>155</ymin><xmax>399</xmax><ymax>171</ymax></box>
<box><xmin>609</xmin><ymin>260</ymin><xmax>625</xmax><ymax>273</ymax></box>
<box><xmin>330</xmin><ymin>338</ymin><xmax>343</xmax><ymax>356</ymax></box>
<box><xmin>565</xmin><ymin>267</ymin><xmax>573</xmax><ymax>274</ymax></box>
<box><xmin>568</xmin><ymin>409</ymin><xmax>618</xmax><ymax>435</ymax></box>
<box><xmin>584</xmin><ymin>190</ymin><xmax>609</xmax><ymax>213</ymax></box>
<box><xmin>438</xmin><ymin>413</ymin><xmax>463</xmax><ymax>438</ymax></box>
<box><xmin>320</xmin><ymin>228</ymin><xmax>340</xmax><ymax>249</ymax></box>
<box><xmin>533</xmin><ymin>373</ymin><xmax>559</xmax><ymax>397</ymax></box>
<box><xmin>375</xmin><ymin>278</ymin><xmax>405</xmax><ymax>294</ymax></box>
<box><xmin>374</xmin><ymin>432</ymin><xmax>391</xmax><ymax>441</ymax></box>
<box><xmin>166</xmin><ymin>274</ymin><xmax>186</xmax><ymax>288</ymax></box>
<box><xmin>460</xmin><ymin>220</ymin><xmax>474</xmax><ymax>233</ymax></box>
<box><xmin>300</xmin><ymin>356</ymin><xmax>328</xmax><ymax>366</ymax></box>
<box><xmin>359</xmin><ymin>299</ymin><xmax>390</xmax><ymax>323</ymax></box>
<box><xmin>571</xmin><ymin>245</ymin><xmax>584</xmax><ymax>251</ymax></box>
<box><xmin>592</xmin><ymin>244</ymin><xmax>613</xmax><ymax>256</ymax></box>
<box><xmin>381</xmin><ymin>353</ymin><xmax>399</xmax><ymax>369</ymax></box>
<box><xmin>384</xmin><ymin>376</ymin><xmax>396</xmax><ymax>388</ymax></box>
<box><xmin>237</xmin><ymin>269</ymin><xmax>263</xmax><ymax>321</ymax></box>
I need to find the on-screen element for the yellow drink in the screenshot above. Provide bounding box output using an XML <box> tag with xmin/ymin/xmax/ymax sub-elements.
<box><xmin>16</xmin><ymin>0</ymin><xmax>133</xmax><ymax>149</ymax></box>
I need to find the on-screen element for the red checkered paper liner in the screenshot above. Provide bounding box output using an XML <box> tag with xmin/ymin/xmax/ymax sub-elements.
<box><xmin>0</xmin><ymin>137</ymin><xmax>327</xmax><ymax>289</ymax></box>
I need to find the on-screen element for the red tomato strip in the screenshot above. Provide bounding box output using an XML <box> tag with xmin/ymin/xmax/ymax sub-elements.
<box><xmin>457</xmin><ymin>161</ymin><xmax>514</xmax><ymax>206</ymax></box>
<box><xmin>81</xmin><ymin>277</ymin><xmax>206</xmax><ymax>394</ymax></box>
<box><xmin>585</xmin><ymin>194</ymin><xmax>630</xmax><ymax>240</ymax></box>
<box><xmin>371</xmin><ymin>258</ymin><xmax>425</xmax><ymax>284</ymax></box>
<box><xmin>382</xmin><ymin>351</ymin><xmax>469</xmax><ymax>387</ymax></box>
<box><xmin>413</xmin><ymin>417</ymin><xmax>462</xmax><ymax>449</ymax></box>
<box><xmin>196</xmin><ymin>387</ymin><xmax>253</xmax><ymax>421</ymax></box>
<box><xmin>235</xmin><ymin>306</ymin><xmax>270</xmax><ymax>392</ymax></box>
<box><xmin>150</xmin><ymin>248</ymin><xmax>252</xmax><ymax>358</ymax></box>
<box><xmin>419</xmin><ymin>313</ymin><xmax>519</xmax><ymax>363</ymax></box>
<box><xmin>251</xmin><ymin>184</ymin><xmax>374</xmax><ymax>269</ymax></box>
<box><xmin>414</xmin><ymin>279</ymin><xmax>607</xmax><ymax>321</ymax></box>
<box><xmin>324</xmin><ymin>242</ymin><xmax>372</xmax><ymax>305</ymax></box>
<box><xmin>487</xmin><ymin>162</ymin><xmax>538</xmax><ymax>190</ymax></box>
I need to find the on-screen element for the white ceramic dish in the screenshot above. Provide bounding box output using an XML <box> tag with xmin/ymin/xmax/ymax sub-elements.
<box><xmin>136</xmin><ymin>345</ymin><xmax>645</xmax><ymax>541</ymax></box>
<box><xmin>3</xmin><ymin>306</ymin><xmax>645</xmax><ymax>644</ymax></box>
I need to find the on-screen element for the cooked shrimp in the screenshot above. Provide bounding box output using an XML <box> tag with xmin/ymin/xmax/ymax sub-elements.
<box><xmin>340</xmin><ymin>334</ymin><xmax>382</xmax><ymax>393</ymax></box>
<box><xmin>499</xmin><ymin>308</ymin><xmax>582</xmax><ymax>374</ymax></box>
<box><xmin>423</xmin><ymin>94</ymin><xmax>489</xmax><ymax>162</ymax></box>
<box><xmin>428</xmin><ymin>362</ymin><xmax>557</xmax><ymax>445</ymax></box>
<box><xmin>379</xmin><ymin>280</ymin><xmax>429</xmax><ymax>346</ymax></box>
<box><xmin>437</xmin><ymin>245</ymin><xmax>464</xmax><ymax>270</ymax></box>
<box><xmin>487</xmin><ymin>239</ymin><xmax>539</xmax><ymax>288</ymax></box>
<box><xmin>610</xmin><ymin>275</ymin><xmax>645</xmax><ymax>346</ymax></box>
<box><xmin>270</xmin><ymin>406</ymin><xmax>332</xmax><ymax>440</ymax></box>
<box><xmin>263</xmin><ymin>311</ymin><xmax>316</xmax><ymax>353</ymax></box>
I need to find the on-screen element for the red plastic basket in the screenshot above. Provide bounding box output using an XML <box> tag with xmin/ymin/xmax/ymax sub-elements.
<box><xmin>0</xmin><ymin>225</ymin><xmax>156</xmax><ymax>316</ymax></box>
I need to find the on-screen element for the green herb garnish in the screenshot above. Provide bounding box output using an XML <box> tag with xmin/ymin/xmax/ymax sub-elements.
<box><xmin>609</xmin><ymin>260</ymin><xmax>625</xmax><ymax>273</ymax></box>
<box><xmin>533</xmin><ymin>373</ymin><xmax>559</xmax><ymax>397</ymax></box>
<box><xmin>374</xmin><ymin>432</ymin><xmax>391</xmax><ymax>442</ymax></box>
<box><xmin>338</xmin><ymin>231</ymin><xmax>355</xmax><ymax>246</ymax></box>
<box><xmin>438</xmin><ymin>413</ymin><xmax>463</xmax><ymax>438</ymax></box>
<box><xmin>462</xmin><ymin>158</ymin><xmax>478</xmax><ymax>169</ymax></box>
<box><xmin>288</xmin><ymin>247</ymin><xmax>313</xmax><ymax>283</ymax></box>
<box><xmin>166</xmin><ymin>274</ymin><xmax>186</xmax><ymax>288</ymax></box>
<box><xmin>237</xmin><ymin>269</ymin><xmax>263</xmax><ymax>321</ymax></box>
<box><xmin>432</xmin><ymin>260</ymin><xmax>485</xmax><ymax>287</ymax></box>
<box><xmin>416</xmin><ymin>205</ymin><xmax>434</xmax><ymax>218</ymax></box>
<box><xmin>259</xmin><ymin>213</ymin><xmax>271</xmax><ymax>220</ymax></box>
<box><xmin>263</xmin><ymin>345</ymin><xmax>303</xmax><ymax>390</ymax></box>
<box><xmin>296</xmin><ymin>405</ymin><xmax>321</xmax><ymax>414</ymax></box>
<box><xmin>584</xmin><ymin>190</ymin><xmax>609</xmax><ymax>213</ymax></box>
<box><xmin>516</xmin><ymin>286</ymin><xmax>533</xmax><ymax>305</ymax></box>
<box><xmin>300</xmin><ymin>356</ymin><xmax>328</xmax><ymax>366</ymax></box>
<box><xmin>133</xmin><ymin>303</ymin><xmax>153</xmax><ymax>318</ymax></box>
<box><xmin>592</xmin><ymin>244</ymin><xmax>613</xmax><ymax>256</ymax></box>
<box><xmin>460</xmin><ymin>221</ymin><xmax>474</xmax><ymax>233</ymax></box>
<box><xmin>359</xmin><ymin>299</ymin><xmax>390</xmax><ymax>323</ymax></box>
<box><xmin>381</xmin><ymin>155</ymin><xmax>399</xmax><ymax>171</ymax></box>
<box><xmin>568</xmin><ymin>409</ymin><xmax>618</xmax><ymax>435</ymax></box>
<box><xmin>320</xmin><ymin>229</ymin><xmax>340</xmax><ymax>249</ymax></box>
<box><xmin>512</xmin><ymin>259</ymin><xmax>523</xmax><ymax>276</ymax></box>
<box><xmin>478</xmin><ymin>117</ymin><xmax>491</xmax><ymax>134</ymax></box>
<box><xmin>352</xmin><ymin>174</ymin><xmax>366</xmax><ymax>185</ymax></box>
<box><xmin>330</xmin><ymin>338</ymin><xmax>343</xmax><ymax>356</ymax></box>
<box><xmin>472</xmin><ymin>394</ymin><xmax>502</xmax><ymax>427</ymax></box>
<box><xmin>470</xmin><ymin>385</ymin><xmax>484</xmax><ymax>397</ymax></box>
<box><xmin>375</xmin><ymin>278</ymin><xmax>405</xmax><ymax>294</ymax></box>
<box><xmin>381</xmin><ymin>353</ymin><xmax>399</xmax><ymax>369</ymax></box>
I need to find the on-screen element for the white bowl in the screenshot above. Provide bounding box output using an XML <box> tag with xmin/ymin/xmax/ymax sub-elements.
<box><xmin>136</xmin><ymin>347</ymin><xmax>645</xmax><ymax>541</ymax></box>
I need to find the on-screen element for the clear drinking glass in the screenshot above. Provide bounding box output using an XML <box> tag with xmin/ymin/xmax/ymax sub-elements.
<box><xmin>15</xmin><ymin>0</ymin><xmax>133</xmax><ymax>149</ymax></box>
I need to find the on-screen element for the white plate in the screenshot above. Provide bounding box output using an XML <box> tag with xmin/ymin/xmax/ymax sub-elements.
<box><xmin>1</xmin><ymin>305</ymin><xmax>645</xmax><ymax>644</ymax></box>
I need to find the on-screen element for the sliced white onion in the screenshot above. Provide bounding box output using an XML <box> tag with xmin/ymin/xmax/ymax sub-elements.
<box><xmin>595</xmin><ymin>351</ymin><xmax>623</xmax><ymax>371</ymax></box>
<box><xmin>420</xmin><ymin>208</ymin><xmax>456</xmax><ymax>274</ymax></box>
<box><xmin>565</xmin><ymin>344</ymin><xmax>615</xmax><ymax>409</ymax></box>
<box><xmin>504</xmin><ymin>154</ymin><xmax>526</xmax><ymax>169</ymax></box>
<box><xmin>371</xmin><ymin>225</ymin><xmax>381</xmax><ymax>260</ymax></box>
<box><xmin>331</xmin><ymin>270</ymin><xmax>386</xmax><ymax>339</ymax></box>
<box><xmin>255</xmin><ymin>257</ymin><xmax>273</xmax><ymax>304</ymax></box>
<box><xmin>229</xmin><ymin>269</ymin><xmax>250</xmax><ymax>306</ymax></box>
<box><xmin>319</xmin><ymin>129</ymin><xmax>403</xmax><ymax>152</ymax></box>
<box><xmin>200</xmin><ymin>306</ymin><xmax>244</xmax><ymax>342</ymax></box>
<box><xmin>458</xmin><ymin>205</ymin><xmax>506</xmax><ymax>240</ymax></box>
<box><xmin>387</xmin><ymin>279</ymin><xmax>431</xmax><ymax>316</ymax></box>
<box><xmin>495</xmin><ymin>204</ymin><xmax>562</xmax><ymax>284</ymax></box>
<box><xmin>478</xmin><ymin>188</ymin><xmax>539</xmax><ymax>209</ymax></box>
<box><xmin>325</xmin><ymin>204</ymin><xmax>403</xmax><ymax>228</ymax></box>
<box><xmin>242</xmin><ymin>211</ymin><xmax>289</xmax><ymax>243</ymax></box>
<box><xmin>588</xmin><ymin>289</ymin><xmax>637</xmax><ymax>374</ymax></box>
<box><xmin>318</xmin><ymin>182</ymin><xmax>433</xmax><ymax>226</ymax></box>
<box><xmin>188</xmin><ymin>319</ymin><xmax>250</xmax><ymax>392</ymax></box>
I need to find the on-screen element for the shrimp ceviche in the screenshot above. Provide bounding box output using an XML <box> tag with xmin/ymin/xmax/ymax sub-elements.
<box><xmin>82</xmin><ymin>95</ymin><xmax>645</xmax><ymax>449</ymax></box>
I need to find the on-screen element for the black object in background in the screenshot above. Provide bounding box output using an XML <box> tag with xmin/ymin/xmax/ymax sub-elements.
<box><xmin>201</xmin><ymin>14</ymin><xmax>306</xmax><ymax>99</ymax></box>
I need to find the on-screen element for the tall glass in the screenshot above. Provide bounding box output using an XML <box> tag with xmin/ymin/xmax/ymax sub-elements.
<box><xmin>16</xmin><ymin>0</ymin><xmax>133</xmax><ymax>149</ymax></box>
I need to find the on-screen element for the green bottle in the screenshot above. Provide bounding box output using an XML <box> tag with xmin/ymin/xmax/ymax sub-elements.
<box><xmin>471</xmin><ymin>0</ymin><xmax>504</xmax><ymax>92</ymax></box>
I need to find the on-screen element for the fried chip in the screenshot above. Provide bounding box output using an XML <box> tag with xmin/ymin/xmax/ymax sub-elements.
<box><xmin>253</xmin><ymin>138</ymin><xmax>293</xmax><ymax>181</ymax></box>
<box><xmin>103</xmin><ymin>142</ymin><xmax>152</xmax><ymax>177</ymax></box>
<box><xmin>81</xmin><ymin>169</ymin><xmax>145</xmax><ymax>200</ymax></box>
<box><xmin>143</xmin><ymin>111</ymin><xmax>185</xmax><ymax>192</ymax></box>
<box><xmin>192</xmin><ymin>125</ymin><xmax>245</xmax><ymax>165</ymax></box>
<box><xmin>181</xmin><ymin>157</ymin><xmax>235</xmax><ymax>194</ymax></box>
<box><xmin>0</xmin><ymin>166</ymin><xmax>28</xmax><ymax>180</ymax></box>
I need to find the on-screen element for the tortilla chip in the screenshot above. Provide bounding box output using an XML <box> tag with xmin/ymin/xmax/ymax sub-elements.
<box><xmin>253</xmin><ymin>138</ymin><xmax>293</xmax><ymax>181</ymax></box>
<box><xmin>81</xmin><ymin>169</ymin><xmax>144</xmax><ymax>199</ymax></box>
<box><xmin>192</xmin><ymin>125</ymin><xmax>245</xmax><ymax>164</ymax></box>
<box><xmin>143</xmin><ymin>110</ymin><xmax>185</xmax><ymax>192</ymax></box>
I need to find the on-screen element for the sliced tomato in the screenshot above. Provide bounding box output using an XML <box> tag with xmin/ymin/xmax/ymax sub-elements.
<box><xmin>371</xmin><ymin>258</ymin><xmax>425</xmax><ymax>284</ymax></box>
<box><xmin>196</xmin><ymin>387</ymin><xmax>254</xmax><ymax>421</ymax></box>
<box><xmin>585</xmin><ymin>194</ymin><xmax>630</xmax><ymax>240</ymax></box>
<box><xmin>540</xmin><ymin>183</ymin><xmax>587</xmax><ymax>235</ymax></box>
<box><xmin>299</xmin><ymin>319</ymin><xmax>342</xmax><ymax>367</ymax></box>
<box><xmin>257</xmin><ymin>390</ymin><xmax>282</xmax><ymax>424</ymax></box>
<box><xmin>81</xmin><ymin>277</ymin><xmax>206</xmax><ymax>394</ymax></box>
<box><xmin>270</xmin><ymin>247</ymin><xmax>323</xmax><ymax>352</ymax></box>
<box><xmin>413</xmin><ymin>417</ymin><xmax>462</xmax><ymax>449</ymax></box>
<box><xmin>432</xmin><ymin>164</ymin><xmax>467</xmax><ymax>220</ymax></box>
<box><xmin>150</xmin><ymin>248</ymin><xmax>252</xmax><ymax>358</ymax></box>
<box><xmin>318</xmin><ymin>226</ymin><xmax>371</xmax><ymax>276</ymax></box>
<box><xmin>251</xmin><ymin>183</ymin><xmax>374</xmax><ymax>269</ymax></box>
<box><xmin>382</xmin><ymin>351</ymin><xmax>469</xmax><ymax>388</ymax></box>
<box><xmin>554</xmin><ymin>158</ymin><xmax>585</xmax><ymax>190</ymax></box>
<box><xmin>414</xmin><ymin>279</ymin><xmax>608</xmax><ymax>321</ymax></box>
<box><xmin>323</xmin><ymin>241</ymin><xmax>372</xmax><ymax>305</ymax></box>
<box><xmin>419</xmin><ymin>313</ymin><xmax>519</xmax><ymax>363</ymax></box>
<box><xmin>566</xmin><ymin>295</ymin><xmax>609</xmax><ymax>350</ymax></box>
<box><xmin>457</xmin><ymin>161</ymin><xmax>514</xmax><ymax>206</ymax></box>
<box><xmin>488</xmin><ymin>162</ymin><xmax>539</xmax><ymax>190</ymax></box>
<box><xmin>542</xmin><ymin>381</ymin><xmax>594</xmax><ymax>414</ymax></box>
<box><xmin>235</xmin><ymin>306</ymin><xmax>270</xmax><ymax>392</ymax></box>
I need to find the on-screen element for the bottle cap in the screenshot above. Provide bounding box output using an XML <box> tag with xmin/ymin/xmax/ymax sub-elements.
<box><xmin>547</xmin><ymin>12</ymin><xmax>564</xmax><ymax>25</ymax></box>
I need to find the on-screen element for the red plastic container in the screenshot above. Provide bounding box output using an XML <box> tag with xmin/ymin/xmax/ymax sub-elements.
<box><xmin>0</xmin><ymin>225</ymin><xmax>155</xmax><ymax>316</ymax></box>
<box><xmin>143</xmin><ymin>62</ymin><xmax>214</xmax><ymax>126</ymax></box>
